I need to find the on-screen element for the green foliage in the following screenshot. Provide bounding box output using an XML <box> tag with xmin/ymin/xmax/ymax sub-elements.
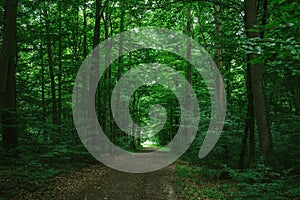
<box><xmin>0</xmin><ymin>142</ymin><xmax>97</xmax><ymax>199</ymax></box>
<box><xmin>227</xmin><ymin>163</ymin><xmax>300</xmax><ymax>199</ymax></box>
<box><xmin>175</xmin><ymin>161</ymin><xmax>300</xmax><ymax>200</ymax></box>
<box><xmin>174</xmin><ymin>162</ymin><xmax>233</xmax><ymax>199</ymax></box>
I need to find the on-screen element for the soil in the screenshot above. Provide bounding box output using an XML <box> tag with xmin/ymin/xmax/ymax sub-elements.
<box><xmin>67</xmin><ymin>165</ymin><xmax>177</xmax><ymax>200</ymax></box>
<box><xmin>12</xmin><ymin>148</ymin><xmax>178</xmax><ymax>200</ymax></box>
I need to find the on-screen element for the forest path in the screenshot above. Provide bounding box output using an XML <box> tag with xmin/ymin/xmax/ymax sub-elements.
<box><xmin>12</xmin><ymin>147</ymin><xmax>178</xmax><ymax>200</ymax></box>
<box><xmin>66</xmin><ymin>147</ymin><xmax>177</xmax><ymax>200</ymax></box>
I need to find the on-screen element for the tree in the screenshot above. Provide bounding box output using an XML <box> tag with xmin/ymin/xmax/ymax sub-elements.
<box><xmin>57</xmin><ymin>0</ymin><xmax>63</xmax><ymax>127</ymax></box>
<box><xmin>244</xmin><ymin>0</ymin><xmax>275</xmax><ymax>166</ymax></box>
<box><xmin>44</xmin><ymin>7</ymin><xmax>58</xmax><ymax>126</ymax></box>
<box><xmin>239</xmin><ymin>65</ymin><xmax>255</xmax><ymax>168</ymax></box>
<box><xmin>0</xmin><ymin>0</ymin><xmax>18</xmax><ymax>151</ymax></box>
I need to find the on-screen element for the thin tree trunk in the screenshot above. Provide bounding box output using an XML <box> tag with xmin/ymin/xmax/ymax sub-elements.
<box><xmin>93</xmin><ymin>0</ymin><xmax>102</xmax><ymax>122</ymax></box>
<box><xmin>130</xmin><ymin>93</ymin><xmax>137</xmax><ymax>150</ymax></box>
<box><xmin>40</xmin><ymin>37</ymin><xmax>47</xmax><ymax>141</ymax></box>
<box><xmin>137</xmin><ymin>126</ymin><xmax>141</xmax><ymax>147</ymax></box>
<box><xmin>74</xmin><ymin>6</ymin><xmax>80</xmax><ymax>64</ymax></box>
<box><xmin>260</xmin><ymin>0</ymin><xmax>268</xmax><ymax>39</ymax></box>
<box><xmin>186</xmin><ymin>7</ymin><xmax>192</xmax><ymax>83</ymax></box>
<box><xmin>103</xmin><ymin>7</ymin><xmax>113</xmax><ymax>151</ymax></box>
<box><xmin>58</xmin><ymin>1</ymin><xmax>63</xmax><ymax>127</ymax></box>
<box><xmin>93</xmin><ymin>0</ymin><xmax>101</xmax><ymax>48</ymax></box>
<box><xmin>104</xmin><ymin>8</ymin><xmax>109</xmax><ymax>134</ymax></box>
<box><xmin>108</xmin><ymin>7</ymin><xmax>114</xmax><ymax>141</ymax></box>
<box><xmin>214</xmin><ymin>1</ymin><xmax>229</xmax><ymax>162</ymax></box>
<box><xmin>214</xmin><ymin>1</ymin><xmax>222</xmax><ymax>71</ymax></box>
<box><xmin>44</xmin><ymin>9</ymin><xmax>58</xmax><ymax>126</ymax></box>
<box><xmin>239</xmin><ymin>65</ymin><xmax>255</xmax><ymax>168</ymax></box>
<box><xmin>83</xmin><ymin>2</ymin><xmax>88</xmax><ymax>58</ymax></box>
<box><xmin>183</xmin><ymin>7</ymin><xmax>193</xmax><ymax>147</ymax></box>
<box><xmin>225</xmin><ymin>65</ymin><xmax>231</xmax><ymax>105</ymax></box>
<box><xmin>247</xmin><ymin>65</ymin><xmax>256</xmax><ymax>166</ymax></box>
<box><xmin>115</xmin><ymin>2</ymin><xmax>125</xmax><ymax>139</ymax></box>
<box><xmin>239</xmin><ymin>116</ymin><xmax>249</xmax><ymax>169</ymax></box>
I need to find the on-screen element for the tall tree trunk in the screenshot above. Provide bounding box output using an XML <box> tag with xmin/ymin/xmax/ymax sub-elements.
<box><xmin>108</xmin><ymin>11</ymin><xmax>114</xmax><ymax>141</ymax></box>
<box><xmin>239</xmin><ymin>64</ymin><xmax>255</xmax><ymax>169</ymax></box>
<box><xmin>0</xmin><ymin>0</ymin><xmax>18</xmax><ymax>150</ymax></box>
<box><xmin>44</xmin><ymin>9</ymin><xmax>58</xmax><ymax>126</ymax></box>
<box><xmin>183</xmin><ymin>7</ymin><xmax>193</xmax><ymax>147</ymax></box>
<box><xmin>136</xmin><ymin>126</ymin><xmax>141</xmax><ymax>147</ymax></box>
<box><xmin>40</xmin><ymin>38</ymin><xmax>47</xmax><ymax>141</ymax></box>
<box><xmin>93</xmin><ymin>0</ymin><xmax>101</xmax><ymax>48</ymax></box>
<box><xmin>130</xmin><ymin>93</ymin><xmax>137</xmax><ymax>150</ymax></box>
<box><xmin>186</xmin><ymin>7</ymin><xmax>192</xmax><ymax>83</ymax></box>
<box><xmin>260</xmin><ymin>0</ymin><xmax>268</xmax><ymax>39</ymax></box>
<box><xmin>244</xmin><ymin>0</ymin><xmax>275</xmax><ymax>166</ymax></box>
<box><xmin>239</xmin><ymin>116</ymin><xmax>249</xmax><ymax>169</ymax></box>
<box><xmin>83</xmin><ymin>2</ymin><xmax>88</xmax><ymax>58</ymax></box>
<box><xmin>214</xmin><ymin>1</ymin><xmax>222</xmax><ymax>71</ymax></box>
<box><xmin>93</xmin><ymin>0</ymin><xmax>102</xmax><ymax>131</ymax></box>
<box><xmin>115</xmin><ymin>2</ymin><xmax>125</xmax><ymax>139</ymax></box>
<box><xmin>104</xmin><ymin>7</ymin><xmax>109</xmax><ymax>133</ymax></box>
<box><xmin>103</xmin><ymin>6</ymin><xmax>113</xmax><ymax>151</ymax></box>
<box><xmin>58</xmin><ymin>1</ymin><xmax>63</xmax><ymax>127</ymax></box>
<box><xmin>225</xmin><ymin>65</ymin><xmax>231</xmax><ymax>105</ymax></box>
<box><xmin>73</xmin><ymin>6</ymin><xmax>80</xmax><ymax>64</ymax></box>
<box><xmin>214</xmin><ymin>1</ymin><xmax>229</xmax><ymax>162</ymax></box>
<box><xmin>108</xmin><ymin>7</ymin><xmax>114</xmax><ymax>140</ymax></box>
<box><xmin>39</xmin><ymin>12</ymin><xmax>47</xmax><ymax>140</ymax></box>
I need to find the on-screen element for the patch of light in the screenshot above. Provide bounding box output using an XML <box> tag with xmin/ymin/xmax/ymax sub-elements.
<box><xmin>142</xmin><ymin>140</ymin><xmax>153</xmax><ymax>147</ymax></box>
<box><xmin>194</xmin><ymin>17</ymin><xmax>199</xmax><ymax>24</ymax></box>
<box><xmin>87</xmin><ymin>0</ymin><xmax>93</xmax><ymax>6</ymax></box>
<box><xmin>114</xmin><ymin>2</ymin><xmax>119</xmax><ymax>7</ymax></box>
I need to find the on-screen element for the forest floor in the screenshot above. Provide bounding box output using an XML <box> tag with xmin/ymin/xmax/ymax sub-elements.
<box><xmin>8</xmin><ymin>146</ymin><xmax>299</xmax><ymax>200</ymax></box>
<box><xmin>12</xmin><ymin>148</ymin><xmax>178</xmax><ymax>200</ymax></box>
<box><xmin>67</xmin><ymin>164</ymin><xmax>177</xmax><ymax>200</ymax></box>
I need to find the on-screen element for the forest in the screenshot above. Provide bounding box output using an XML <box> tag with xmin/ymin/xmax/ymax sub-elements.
<box><xmin>0</xmin><ymin>0</ymin><xmax>299</xmax><ymax>199</ymax></box>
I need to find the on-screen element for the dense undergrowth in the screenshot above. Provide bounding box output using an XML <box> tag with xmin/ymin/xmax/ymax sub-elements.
<box><xmin>0</xmin><ymin>140</ymin><xmax>97</xmax><ymax>199</ymax></box>
<box><xmin>174</xmin><ymin>161</ymin><xmax>299</xmax><ymax>200</ymax></box>
<box><xmin>172</xmin><ymin>112</ymin><xmax>300</xmax><ymax>200</ymax></box>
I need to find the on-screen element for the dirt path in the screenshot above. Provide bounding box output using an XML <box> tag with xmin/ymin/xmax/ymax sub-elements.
<box><xmin>67</xmin><ymin>148</ymin><xmax>177</xmax><ymax>200</ymax></box>
<box><xmin>12</xmin><ymin>148</ymin><xmax>178</xmax><ymax>200</ymax></box>
<box><xmin>67</xmin><ymin>165</ymin><xmax>177</xmax><ymax>200</ymax></box>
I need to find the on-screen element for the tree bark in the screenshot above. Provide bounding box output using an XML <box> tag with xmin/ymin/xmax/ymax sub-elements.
<box><xmin>93</xmin><ymin>0</ymin><xmax>102</xmax><ymax>49</ymax></box>
<box><xmin>40</xmin><ymin>36</ymin><xmax>47</xmax><ymax>141</ymax></box>
<box><xmin>214</xmin><ymin>1</ymin><xmax>222</xmax><ymax>71</ymax></box>
<box><xmin>93</xmin><ymin>0</ymin><xmax>102</xmax><ymax>122</ymax></box>
<box><xmin>183</xmin><ymin>7</ymin><xmax>192</xmax><ymax>146</ymax></box>
<box><xmin>44</xmin><ymin>9</ymin><xmax>58</xmax><ymax>126</ymax></box>
<box><xmin>83</xmin><ymin>2</ymin><xmax>88</xmax><ymax>58</ymax></box>
<box><xmin>239</xmin><ymin>64</ymin><xmax>255</xmax><ymax>169</ymax></box>
<box><xmin>115</xmin><ymin>2</ymin><xmax>125</xmax><ymax>139</ymax></box>
<box><xmin>0</xmin><ymin>0</ymin><xmax>18</xmax><ymax>150</ymax></box>
<box><xmin>213</xmin><ymin>0</ymin><xmax>226</xmax><ymax>111</ymax></box>
<box><xmin>58</xmin><ymin>0</ymin><xmax>63</xmax><ymax>127</ymax></box>
<box><xmin>244</xmin><ymin>0</ymin><xmax>275</xmax><ymax>166</ymax></box>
